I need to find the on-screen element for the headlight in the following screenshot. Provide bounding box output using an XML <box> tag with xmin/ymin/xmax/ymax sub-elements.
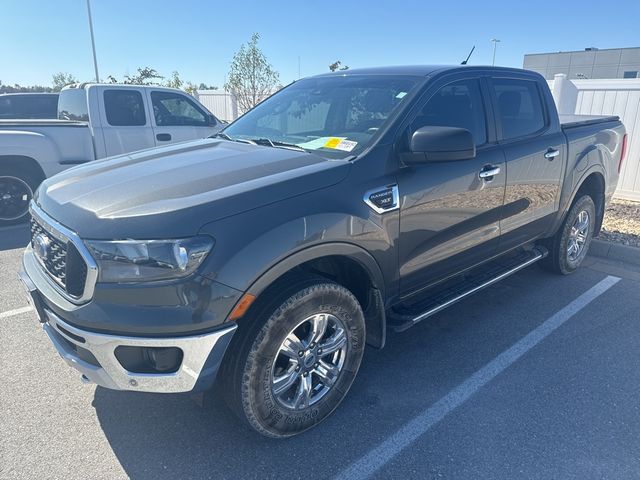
<box><xmin>85</xmin><ymin>236</ymin><xmax>214</xmax><ymax>282</ymax></box>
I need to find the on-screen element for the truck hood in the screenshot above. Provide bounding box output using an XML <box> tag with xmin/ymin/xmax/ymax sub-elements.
<box><xmin>36</xmin><ymin>139</ymin><xmax>350</xmax><ymax>238</ymax></box>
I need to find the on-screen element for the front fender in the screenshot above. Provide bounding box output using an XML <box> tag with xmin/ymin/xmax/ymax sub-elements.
<box><xmin>198</xmin><ymin>186</ymin><xmax>399</xmax><ymax>300</ymax></box>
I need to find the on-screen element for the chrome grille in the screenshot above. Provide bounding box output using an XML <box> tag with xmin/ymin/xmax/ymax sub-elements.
<box><xmin>30</xmin><ymin>216</ymin><xmax>89</xmax><ymax>298</ymax></box>
<box><xmin>30</xmin><ymin>218</ymin><xmax>68</xmax><ymax>287</ymax></box>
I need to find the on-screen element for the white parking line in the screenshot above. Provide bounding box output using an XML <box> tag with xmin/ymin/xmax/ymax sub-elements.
<box><xmin>0</xmin><ymin>306</ymin><xmax>33</xmax><ymax>319</ymax></box>
<box><xmin>336</xmin><ymin>275</ymin><xmax>621</xmax><ymax>480</ymax></box>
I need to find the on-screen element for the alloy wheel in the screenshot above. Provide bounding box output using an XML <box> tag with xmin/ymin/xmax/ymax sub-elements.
<box><xmin>271</xmin><ymin>313</ymin><xmax>348</xmax><ymax>410</ymax></box>
<box><xmin>567</xmin><ymin>210</ymin><xmax>590</xmax><ymax>261</ymax></box>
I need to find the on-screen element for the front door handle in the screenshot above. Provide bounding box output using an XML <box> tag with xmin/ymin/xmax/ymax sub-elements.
<box><xmin>479</xmin><ymin>166</ymin><xmax>501</xmax><ymax>180</ymax></box>
<box><xmin>156</xmin><ymin>133</ymin><xmax>172</xmax><ymax>142</ymax></box>
<box><xmin>544</xmin><ymin>148</ymin><xmax>560</xmax><ymax>159</ymax></box>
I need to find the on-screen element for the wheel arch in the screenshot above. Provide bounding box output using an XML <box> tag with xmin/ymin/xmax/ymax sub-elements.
<box><xmin>244</xmin><ymin>243</ymin><xmax>387</xmax><ymax>349</ymax></box>
<box><xmin>0</xmin><ymin>155</ymin><xmax>46</xmax><ymax>185</ymax></box>
<box><xmin>550</xmin><ymin>166</ymin><xmax>606</xmax><ymax>237</ymax></box>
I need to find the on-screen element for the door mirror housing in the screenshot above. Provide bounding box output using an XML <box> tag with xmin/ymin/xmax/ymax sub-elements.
<box><xmin>408</xmin><ymin>126</ymin><xmax>476</xmax><ymax>163</ymax></box>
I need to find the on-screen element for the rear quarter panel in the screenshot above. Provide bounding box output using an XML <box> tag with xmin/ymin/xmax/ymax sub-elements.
<box><xmin>550</xmin><ymin>120</ymin><xmax>625</xmax><ymax>233</ymax></box>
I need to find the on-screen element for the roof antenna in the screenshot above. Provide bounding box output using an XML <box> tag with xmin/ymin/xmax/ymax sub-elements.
<box><xmin>461</xmin><ymin>46</ymin><xmax>475</xmax><ymax>65</ymax></box>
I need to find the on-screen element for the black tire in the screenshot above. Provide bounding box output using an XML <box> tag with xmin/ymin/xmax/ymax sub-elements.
<box><xmin>0</xmin><ymin>167</ymin><xmax>39</xmax><ymax>226</ymax></box>
<box><xmin>221</xmin><ymin>276</ymin><xmax>366</xmax><ymax>438</ymax></box>
<box><xmin>540</xmin><ymin>195</ymin><xmax>596</xmax><ymax>275</ymax></box>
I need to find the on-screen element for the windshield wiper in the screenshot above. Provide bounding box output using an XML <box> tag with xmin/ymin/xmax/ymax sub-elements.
<box><xmin>249</xmin><ymin>138</ymin><xmax>307</xmax><ymax>152</ymax></box>
<box><xmin>211</xmin><ymin>132</ymin><xmax>257</xmax><ymax>145</ymax></box>
<box><xmin>212</xmin><ymin>132</ymin><xmax>233</xmax><ymax>141</ymax></box>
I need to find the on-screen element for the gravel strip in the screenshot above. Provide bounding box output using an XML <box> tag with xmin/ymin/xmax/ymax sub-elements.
<box><xmin>598</xmin><ymin>199</ymin><xmax>640</xmax><ymax>248</ymax></box>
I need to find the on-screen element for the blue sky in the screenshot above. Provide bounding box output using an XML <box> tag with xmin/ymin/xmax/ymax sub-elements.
<box><xmin>2</xmin><ymin>0</ymin><xmax>639</xmax><ymax>88</ymax></box>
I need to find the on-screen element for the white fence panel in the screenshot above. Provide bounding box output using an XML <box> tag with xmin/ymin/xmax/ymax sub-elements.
<box><xmin>549</xmin><ymin>75</ymin><xmax>640</xmax><ymax>201</ymax></box>
<box><xmin>195</xmin><ymin>90</ymin><xmax>238</xmax><ymax>123</ymax></box>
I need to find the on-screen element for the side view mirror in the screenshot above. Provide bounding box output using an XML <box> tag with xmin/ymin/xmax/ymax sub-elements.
<box><xmin>407</xmin><ymin>126</ymin><xmax>476</xmax><ymax>163</ymax></box>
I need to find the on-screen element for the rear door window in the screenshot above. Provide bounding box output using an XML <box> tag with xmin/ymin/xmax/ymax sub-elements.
<box><xmin>104</xmin><ymin>90</ymin><xmax>146</xmax><ymax>126</ymax></box>
<box><xmin>491</xmin><ymin>78</ymin><xmax>546</xmax><ymax>140</ymax></box>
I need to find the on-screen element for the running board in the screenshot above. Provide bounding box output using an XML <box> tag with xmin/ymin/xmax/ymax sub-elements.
<box><xmin>388</xmin><ymin>247</ymin><xmax>548</xmax><ymax>332</ymax></box>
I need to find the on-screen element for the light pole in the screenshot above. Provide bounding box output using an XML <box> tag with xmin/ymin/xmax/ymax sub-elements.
<box><xmin>491</xmin><ymin>38</ymin><xmax>501</xmax><ymax>66</ymax></box>
<box><xmin>86</xmin><ymin>0</ymin><xmax>100</xmax><ymax>82</ymax></box>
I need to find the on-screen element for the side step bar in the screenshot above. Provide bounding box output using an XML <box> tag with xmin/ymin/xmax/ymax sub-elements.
<box><xmin>388</xmin><ymin>247</ymin><xmax>548</xmax><ymax>332</ymax></box>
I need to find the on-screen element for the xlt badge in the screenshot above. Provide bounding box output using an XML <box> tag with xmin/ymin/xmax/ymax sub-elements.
<box><xmin>364</xmin><ymin>185</ymin><xmax>399</xmax><ymax>214</ymax></box>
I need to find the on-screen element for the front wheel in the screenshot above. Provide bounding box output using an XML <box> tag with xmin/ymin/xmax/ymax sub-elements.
<box><xmin>222</xmin><ymin>278</ymin><xmax>366</xmax><ymax>438</ymax></box>
<box><xmin>541</xmin><ymin>194</ymin><xmax>596</xmax><ymax>274</ymax></box>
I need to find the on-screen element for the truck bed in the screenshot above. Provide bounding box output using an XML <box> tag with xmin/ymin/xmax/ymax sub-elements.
<box><xmin>560</xmin><ymin>114</ymin><xmax>620</xmax><ymax>129</ymax></box>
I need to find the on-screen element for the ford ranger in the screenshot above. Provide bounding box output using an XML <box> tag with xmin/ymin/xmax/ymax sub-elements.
<box><xmin>0</xmin><ymin>83</ymin><xmax>222</xmax><ymax>225</ymax></box>
<box><xmin>19</xmin><ymin>66</ymin><xmax>627</xmax><ymax>438</ymax></box>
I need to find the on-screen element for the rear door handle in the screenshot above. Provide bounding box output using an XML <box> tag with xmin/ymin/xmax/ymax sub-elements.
<box><xmin>156</xmin><ymin>133</ymin><xmax>172</xmax><ymax>142</ymax></box>
<box><xmin>544</xmin><ymin>148</ymin><xmax>560</xmax><ymax>159</ymax></box>
<box><xmin>479</xmin><ymin>166</ymin><xmax>501</xmax><ymax>179</ymax></box>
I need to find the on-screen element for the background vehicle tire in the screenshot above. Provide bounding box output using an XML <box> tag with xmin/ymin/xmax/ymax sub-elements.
<box><xmin>540</xmin><ymin>194</ymin><xmax>596</xmax><ymax>275</ymax></box>
<box><xmin>0</xmin><ymin>167</ymin><xmax>39</xmax><ymax>226</ymax></box>
<box><xmin>221</xmin><ymin>276</ymin><xmax>366</xmax><ymax>438</ymax></box>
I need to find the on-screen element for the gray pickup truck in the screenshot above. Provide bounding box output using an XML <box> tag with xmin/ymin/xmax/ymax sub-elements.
<box><xmin>19</xmin><ymin>66</ymin><xmax>627</xmax><ymax>438</ymax></box>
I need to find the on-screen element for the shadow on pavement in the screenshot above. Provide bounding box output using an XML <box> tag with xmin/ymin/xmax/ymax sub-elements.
<box><xmin>0</xmin><ymin>223</ymin><xmax>30</xmax><ymax>251</ymax></box>
<box><xmin>90</xmin><ymin>267</ymin><xmax>607</xmax><ymax>479</ymax></box>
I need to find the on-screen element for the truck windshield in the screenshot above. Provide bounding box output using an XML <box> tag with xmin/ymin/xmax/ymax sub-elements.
<box><xmin>223</xmin><ymin>75</ymin><xmax>419</xmax><ymax>157</ymax></box>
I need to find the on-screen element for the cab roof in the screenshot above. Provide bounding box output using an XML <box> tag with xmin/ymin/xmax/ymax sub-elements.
<box><xmin>314</xmin><ymin>65</ymin><xmax>534</xmax><ymax>78</ymax></box>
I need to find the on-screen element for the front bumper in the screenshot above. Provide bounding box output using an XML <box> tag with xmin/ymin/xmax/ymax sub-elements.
<box><xmin>41</xmin><ymin>307</ymin><xmax>236</xmax><ymax>393</ymax></box>
<box><xmin>20</xmin><ymin>251</ymin><xmax>237</xmax><ymax>394</ymax></box>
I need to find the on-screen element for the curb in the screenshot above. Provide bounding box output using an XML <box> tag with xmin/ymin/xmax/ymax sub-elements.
<box><xmin>589</xmin><ymin>238</ymin><xmax>640</xmax><ymax>266</ymax></box>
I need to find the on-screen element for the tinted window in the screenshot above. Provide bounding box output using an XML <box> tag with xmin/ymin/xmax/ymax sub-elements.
<box><xmin>104</xmin><ymin>90</ymin><xmax>146</xmax><ymax>126</ymax></box>
<box><xmin>492</xmin><ymin>78</ymin><xmax>546</xmax><ymax>140</ymax></box>
<box><xmin>58</xmin><ymin>90</ymin><xmax>89</xmax><ymax>121</ymax></box>
<box><xmin>151</xmin><ymin>91</ymin><xmax>208</xmax><ymax>126</ymax></box>
<box><xmin>0</xmin><ymin>94</ymin><xmax>58</xmax><ymax>119</ymax></box>
<box><xmin>224</xmin><ymin>76</ymin><xmax>419</xmax><ymax>158</ymax></box>
<box><xmin>413</xmin><ymin>79</ymin><xmax>487</xmax><ymax>145</ymax></box>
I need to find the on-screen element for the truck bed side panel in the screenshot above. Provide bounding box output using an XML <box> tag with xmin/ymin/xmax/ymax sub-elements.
<box><xmin>0</xmin><ymin>123</ymin><xmax>95</xmax><ymax>177</ymax></box>
<box><xmin>549</xmin><ymin>119</ymin><xmax>625</xmax><ymax>235</ymax></box>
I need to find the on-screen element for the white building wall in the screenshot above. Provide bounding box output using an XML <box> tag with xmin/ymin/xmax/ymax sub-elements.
<box><xmin>549</xmin><ymin>75</ymin><xmax>640</xmax><ymax>201</ymax></box>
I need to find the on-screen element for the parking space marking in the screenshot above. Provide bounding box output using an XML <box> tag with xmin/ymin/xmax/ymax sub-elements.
<box><xmin>336</xmin><ymin>275</ymin><xmax>621</xmax><ymax>480</ymax></box>
<box><xmin>0</xmin><ymin>306</ymin><xmax>33</xmax><ymax>319</ymax></box>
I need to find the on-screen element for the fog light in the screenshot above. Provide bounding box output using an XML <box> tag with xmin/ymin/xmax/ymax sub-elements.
<box><xmin>115</xmin><ymin>346</ymin><xmax>183</xmax><ymax>373</ymax></box>
<box><xmin>144</xmin><ymin>347</ymin><xmax>183</xmax><ymax>372</ymax></box>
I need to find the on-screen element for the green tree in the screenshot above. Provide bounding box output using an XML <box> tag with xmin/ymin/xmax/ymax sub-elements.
<box><xmin>122</xmin><ymin>67</ymin><xmax>164</xmax><ymax>85</ymax></box>
<box><xmin>164</xmin><ymin>71</ymin><xmax>183</xmax><ymax>89</ymax></box>
<box><xmin>329</xmin><ymin>61</ymin><xmax>349</xmax><ymax>72</ymax></box>
<box><xmin>224</xmin><ymin>33</ymin><xmax>280</xmax><ymax>112</ymax></box>
<box><xmin>52</xmin><ymin>72</ymin><xmax>78</xmax><ymax>91</ymax></box>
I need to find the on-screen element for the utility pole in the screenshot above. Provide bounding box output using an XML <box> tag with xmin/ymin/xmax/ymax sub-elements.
<box><xmin>86</xmin><ymin>0</ymin><xmax>100</xmax><ymax>82</ymax></box>
<box><xmin>491</xmin><ymin>38</ymin><xmax>501</xmax><ymax>66</ymax></box>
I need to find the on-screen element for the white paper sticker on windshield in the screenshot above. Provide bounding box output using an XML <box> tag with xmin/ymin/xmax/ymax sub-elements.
<box><xmin>396</xmin><ymin>91</ymin><xmax>407</xmax><ymax>99</ymax></box>
<box><xmin>333</xmin><ymin>139</ymin><xmax>358</xmax><ymax>152</ymax></box>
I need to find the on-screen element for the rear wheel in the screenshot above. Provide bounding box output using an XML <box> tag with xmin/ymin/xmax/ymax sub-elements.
<box><xmin>0</xmin><ymin>168</ymin><xmax>38</xmax><ymax>226</ymax></box>
<box><xmin>541</xmin><ymin>195</ymin><xmax>596</xmax><ymax>274</ymax></box>
<box><xmin>221</xmin><ymin>277</ymin><xmax>366</xmax><ymax>438</ymax></box>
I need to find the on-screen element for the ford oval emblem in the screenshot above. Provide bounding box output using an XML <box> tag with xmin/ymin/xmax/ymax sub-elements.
<box><xmin>34</xmin><ymin>233</ymin><xmax>51</xmax><ymax>262</ymax></box>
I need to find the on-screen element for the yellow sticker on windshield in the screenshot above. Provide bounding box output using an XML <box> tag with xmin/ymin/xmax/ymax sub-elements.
<box><xmin>324</xmin><ymin>138</ymin><xmax>343</xmax><ymax>149</ymax></box>
<box><xmin>324</xmin><ymin>137</ymin><xmax>358</xmax><ymax>152</ymax></box>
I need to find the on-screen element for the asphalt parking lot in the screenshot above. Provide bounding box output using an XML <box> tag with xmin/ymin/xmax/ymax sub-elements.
<box><xmin>1</xmin><ymin>223</ymin><xmax>640</xmax><ymax>480</ymax></box>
